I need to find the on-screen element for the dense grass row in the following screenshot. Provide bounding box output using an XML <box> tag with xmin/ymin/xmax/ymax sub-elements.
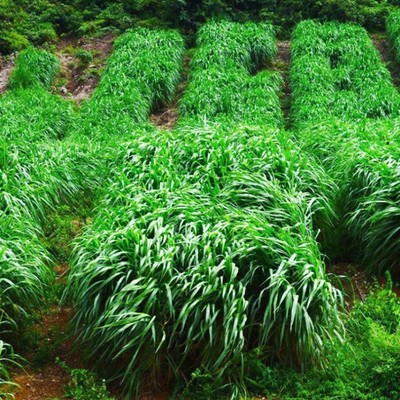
<box><xmin>66</xmin><ymin>22</ymin><xmax>343</xmax><ymax>398</ymax></box>
<box><xmin>179</xmin><ymin>21</ymin><xmax>283</xmax><ymax>127</ymax></box>
<box><xmin>387</xmin><ymin>10</ymin><xmax>400</xmax><ymax>62</ymax></box>
<box><xmin>0</xmin><ymin>48</ymin><xmax>98</xmax><ymax>396</ymax></box>
<box><xmin>291</xmin><ymin>20</ymin><xmax>400</xmax><ymax>126</ymax></box>
<box><xmin>291</xmin><ymin>21</ymin><xmax>400</xmax><ymax>274</ymax></box>
<box><xmin>4</xmin><ymin>17</ymin><xmax>400</xmax><ymax>400</ymax></box>
<box><xmin>79</xmin><ymin>28</ymin><xmax>184</xmax><ymax>133</ymax></box>
<box><xmin>297</xmin><ymin>118</ymin><xmax>400</xmax><ymax>274</ymax></box>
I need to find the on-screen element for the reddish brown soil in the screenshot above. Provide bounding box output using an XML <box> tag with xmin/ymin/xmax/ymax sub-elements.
<box><xmin>0</xmin><ymin>56</ymin><xmax>14</xmax><ymax>94</ymax></box>
<box><xmin>11</xmin><ymin>276</ymin><xmax>82</xmax><ymax>399</ymax></box>
<box><xmin>329</xmin><ymin>263</ymin><xmax>370</xmax><ymax>308</ymax></box>
<box><xmin>58</xmin><ymin>34</ymin><xmax>115</xmax><ymax>103</ymax></box>
<box><xmin>274</xmin><ymin>41</ymin><xmax>291</xmax><ymax>126</ymax></box>
<box><xmin>371</xmin><ymin>33</ymin><xmax>400</xmax><ymax>86</ymax></box>
<box><xmin>13</xmin><ymin>365</ymin><xmax>70</xmax><ymax>400</ymax></box>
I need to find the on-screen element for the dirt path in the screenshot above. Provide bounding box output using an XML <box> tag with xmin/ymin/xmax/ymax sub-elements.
<box><xmin>274</xmin><ymin>41</ymin><xmax>291</xmax><ymax>128</ymax></box>
<box><xmin>329</xmin><ymin>263</ymin><xmax>370</xmax><ymax>308</ymax></box>
<box><xmin>11</xmin><ymin>268</ymin><xmax>82</xmax><ymax>400</ymax></box>
<box><xmin>371</xmin><ymin>33</ymin><xmax>400</xmax><ymax>87</ymax></box>
<box><xmin>13</xmin><ymin>365</ymin><xmax>70</xmax><ymax>400</ymax></box>
<box><xmin>0</xmin><ymin>57</ymin><xmax>14</xmax><ymax>94</ymax></box>
<box><xmin>150</xmin><ymin>55</ymin><xmax>191</xmax><ymax>130</ymax></box>
<box><xmin>57</xmin><ymin>34</ymin><xmax>115</xmax><ymax>103</ymax></box>
<box><xmin>11</xmin><ymin>212</ymin><xmax>85</xmax><ymax>399</ymax></box>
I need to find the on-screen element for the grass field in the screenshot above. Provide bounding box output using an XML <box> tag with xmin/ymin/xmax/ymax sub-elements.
<box><xmin>0</xmin><ymin>13</ymin><xmax>400</xmax><ymax>400</ymax></box>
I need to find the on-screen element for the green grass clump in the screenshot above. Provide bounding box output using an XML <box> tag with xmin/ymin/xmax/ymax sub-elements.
<box><xmin>8</xmin><ymin>48</ymin><xmax>60</xmax><ymax>90</ymax></box>
<box><xmin>180</xmin><ymin>21</ymin><xmax>283</xmax><ymax>127</ymax></box>
<box><xmin>291</xmin><ymin>20</ymin><xmax>400</xmax><ymax>274</ymax></box>
<box><xmin>0</xmin><ymin>48</ymin><xmax>100</xmax><ymax>391</ymax></box>
<box><xmin>291</xmin><ymin>20</ymin><xmax>400</xmax><ymax>126</ymax></box>
<box><xmin>80</xmin><ymin>28</ymin><xmax>184</xmax><ymax>131</ymax></box>
<box><xmin>64</xmin><ymin>20</ymin><xmax>344</xmax><ymax>398</ymax></box>
<box><xmin>387</xmin><ymin>10</ymin><xmax>400</xmax><ymax>63</ymax></box>
<box><xmin>0</xmin><ymin>88</ymin><xmax>72</xmax><ymax>142</ymax></box>
<box><xmin>297</xmin><ymin>118</ymin><xmax>400</xmax><ymax>274</ymax></box>
<box><xmin>67</xmin><ymin>121</ymin><xmax>342</xmax><ymax>397</ymax></box>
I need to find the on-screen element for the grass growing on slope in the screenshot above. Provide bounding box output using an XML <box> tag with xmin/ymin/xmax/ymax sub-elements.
<box><xmin>180</xmin><ymin>21</ymin><xmax>283</xmax><ymax>127</ymax></box>
<box><xmin>79</xmin><ymin>28</ymin><xmax>184</xmax><ymax>132</ymax></box>
<box><xmin>0</xmin><ymin>47</ymin><xmax>100</xmax><ymax>395</ymax></box>
<box><xmin>66</xmin><ymin>21</ymin><xmax>343</xmax><ymax>398</ymax></box>
<box><xmin>8</xmin><ymin>48</ymin><xmax>60</xmax><ymax>90</ymax></box>
<box><xmin>387</xmin><ymin>10</ymin><xmax>400</xmax><ymax>63</ymax></box>
<box><xmin>290</xmin><ymin>20</ymin><xmax>400</xmax><ymax>126</ymax></box>
<box><xmin>291</xmin><ymin>20</ymin><xmax>400</xmax><ymax>274</ymax></box>
<box><xmin>67</xmin><ymin>127</ymin><xmax>342</xmax><ymax>398</ymax></box>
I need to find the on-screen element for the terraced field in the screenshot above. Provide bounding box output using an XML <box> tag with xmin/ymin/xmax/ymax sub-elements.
<box><xmin>1</xmin><ymin>14</ymin><xmax>400</xmax><ymax>400</ymax></box>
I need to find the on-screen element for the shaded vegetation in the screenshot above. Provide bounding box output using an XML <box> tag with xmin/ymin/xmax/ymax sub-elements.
<box><xmin>1</xmin><ymin>0</ymin><xmax>399</xmax><ymax>54</ymax></box>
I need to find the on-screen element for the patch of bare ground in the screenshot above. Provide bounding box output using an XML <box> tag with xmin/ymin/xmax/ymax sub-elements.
<box><xmin>371</xmin><ymin>33</ymin><xmax>400</xmax><ymax>87</ymax></box>
<box><xmin>13</xmin><ymin>365</ymin><xmax>70</xmax><ymax>400</ymax></box>
<box><xmin>329</xmin><ymin>262</ymin><xmax>399</xmax><ymax>309</ymax></box>
<box><xmin>274</xmin><ymin>41</ymin><xmax>291</xmax><ymax>127</ymax></box>
<box><xmin>11</xmin><ymin>217</ymin><xmax>86</xmax><ymax>399</ymax></box>
<box><xmin>150</xmin><ymin>55</ymin><xmax>191</xmax><ymax>130</ymax></box>
<box><xmin>12</xmin><ymin>300</ymin><xmax>83</xmax><ymax>400</ymax></box>
<box><xmin>57</xmin><ymin>33</ymin><xmax>115</xmax><ymax>103</ymax></box>
<box><xmin>11</xmin><ymin>290</ymin><xmax>83</xmax><ymax>398</ymax></box>
<box><xmin>0</xmin><ymin>56</ymin><xmax>15</xmax><ymax>94</ymax></box>
<box><xmin>329</xmin><ymin>263</ymin><xmax>370</xmax><ymax>307</ymax></box>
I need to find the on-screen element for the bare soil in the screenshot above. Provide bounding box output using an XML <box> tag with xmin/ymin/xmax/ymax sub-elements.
<box><xmin>0</xmin><ymin>57</ymin><xmax>14</xmax><ymax>94</ymax></box>
<box><xmin>58</xmin><ymin>34</ymin><xmax>115</xmax><ymax>103</ymax></box>
<box><xmin>13</xmin><ymin>365</ymin><xmax>70</xmax><ymax>400</ymax></box>
<box><xmin>329</xmin><ymin>263</ymin><xmax>370</xmax><ymax>308</ymax></box>
<box><xmin>274</xmin><ymin>41</ymin><xmax>291</xmax><ymax>127</ymax></box>
<box><xmin>371</xmin><ymin>33</ymin><xmax>400</xmax><ymax>87</ymax></box>
<box><xmin>12</xmin><ymin>300</ymin><xmax>82</xmax><ymax>399</ymax></box>
<box><xmin>150</xmin><ymin>108</ymin><xmax>179</xmax><ymax>130</ymax></box>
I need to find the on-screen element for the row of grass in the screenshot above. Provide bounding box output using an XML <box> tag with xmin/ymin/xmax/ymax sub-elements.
<box><xmin>79</xmin><ymin>28</ymin><xmax>184</xmax><ymax>134</ymax></box>
<box><xmin>67</xmin><ymin>23</ymin><xmax>343</xmax><ymax>399</ymax></box>
<box><xmin>291</xmin><ymin>21</ymin><xmax>400</xmax><ymax>274</ymax></box>
<box><xmin>0</xmin><ymin>48</ymin><xmax>98</xmax><ymax>397</ymax></box>
<box><xmin>298</xmin><ymin>118</ymin><xmax>400</xmax><ymax>273</ymax></box>
<box><xmin>387</xmin><ymin>10</ymin><xmax>400</xmax><ymax>63</ymax></box>
<box><xmin>179</xmin><ymin>21</ymin><xmax>283</xmax><ymax>127</ymax></box>
<box><xmin>291</xmin><ymin>20</ymin><xmax>400</xmax><ymax>126</ymax></box>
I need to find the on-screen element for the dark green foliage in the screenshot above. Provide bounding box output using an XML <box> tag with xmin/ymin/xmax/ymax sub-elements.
<box><xmin>0</xmin><ymin>0</ymin><xmax>58</xmax><ymax>54</ymax></box>
<box><xmin>43</xmin><ymin>205</ymin><xmax>88</xmax><ymax>262</ymax></box>
<box><xmin>165</xmin><ymin>0</ymin><xmax>395</xmax><ymax>33</ymax></box>
<box><xmin>183</xmin><ymin>283</ymin><xmax>400</xmax><ymax>400</ymax></box>
<box><xmin>76</xmin><ymin>49</ymin><xmax>94</xmax><ymax>66</ymax></box>
<box><xmin>0</xmin><ymin>0</ymin><xmax>396</xmax><ymax>55</ymax></box>
<box><xmin>387</xmin><ymin>10</ymin><xmax>400</xmax><ymax>63</ymax></box>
